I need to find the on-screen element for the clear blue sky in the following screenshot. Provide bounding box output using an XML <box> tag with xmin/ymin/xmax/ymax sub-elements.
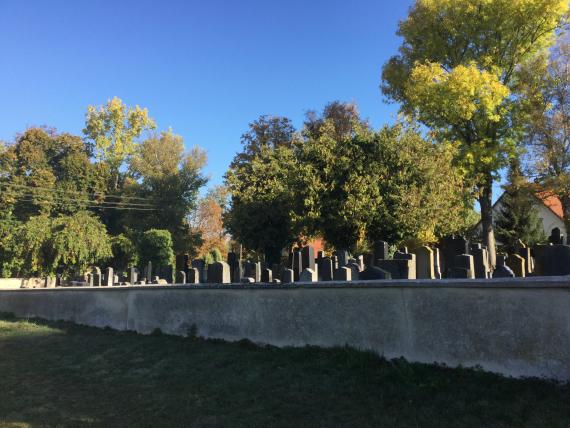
<box><xmin>0</xmin><ymin>0</ymin><xmax>415</xmax><ymax>189</ymax></box>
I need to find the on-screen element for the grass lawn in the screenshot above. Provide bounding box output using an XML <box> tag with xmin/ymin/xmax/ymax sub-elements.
<box><xmin>0</xmin><ymin>314</ymin><xmax>569</xmax><ymax>428</ymax></box>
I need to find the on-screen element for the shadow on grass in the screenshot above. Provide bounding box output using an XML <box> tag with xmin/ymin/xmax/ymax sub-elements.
<box><xmin>0</xmin><ymin>313</ymin><xmax>569</xmax><ymax>428</ymax></box>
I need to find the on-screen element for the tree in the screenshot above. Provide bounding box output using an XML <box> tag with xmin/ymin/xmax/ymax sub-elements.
<box><xmin>225</xmin><ymin>116</ymin><xmax>306</xmax><ymax>263</ymax></box>
<box><xmin>0</xmin><ymin>127</ymin><xmax>107</xmax><ymax>221</ymax></box>
<box><xmin>495</xmin><ymin>163</ymin><xmax>546</xmax><ymax>253</ymax></box>
<box><xmin>190</xmin><ymin>187</ymin><xmax>229</xmax><ymax>259</ymax></box>
<box><xmin>304</xmin><ymin>100</ymin><xmax>369</xmax><ymax>141</ymax></box>
<box><xmin>523</xmin><ymin>36</ymin><xmax>570</xmax><ymax>233</ymax></box>
<box><xmin>381</xmin><ymin>0</ymin><xmax>568</xmax><ymax>266</ymax></box>
<box><xmin>109</xmin><ymin>234</ymin><xmax>139</xmax><ymax>271</ymax></box>
<box><xmin>299</xmin><ymin>119</ymin><xmax>473</xmax><ymax>250</ymax></box>
<box><xmin>139</xmin><ymin>229</ymin><xmax>174</xmax><ymax>268</ymax></box>
<box><xmin>83</xmin><ymin>97</ymin><xmax>156</xmax><ymax>190</ymax></box>
<box><xmin>126</xmin><ymin>130</ymin><xmax>208</xmax><ymax>253</ymax></box>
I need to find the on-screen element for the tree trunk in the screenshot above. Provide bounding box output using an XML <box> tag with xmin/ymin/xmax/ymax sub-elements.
<box><xmin>478</xmin><ymin>179</ymin><xmax>497</xmax><ymax>268</ymax></box>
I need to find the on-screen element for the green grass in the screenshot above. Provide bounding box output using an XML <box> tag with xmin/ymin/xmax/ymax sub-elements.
<box><xmin>0</xmin><ymin>314</ymin><xmax>569</xmax><ymax>428</ymax></box>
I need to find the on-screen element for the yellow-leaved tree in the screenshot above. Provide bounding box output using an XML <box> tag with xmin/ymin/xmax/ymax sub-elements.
<box><xmin>382</xmin><ymin>0</ymin><xmax>568</xmax><ymax>266</ymax></box>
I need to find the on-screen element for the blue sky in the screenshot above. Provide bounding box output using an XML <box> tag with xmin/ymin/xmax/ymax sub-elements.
<box><xmin>0</xmin><ymin>0</ymin><xmax>415</xmax><ymax>189</ymax></box>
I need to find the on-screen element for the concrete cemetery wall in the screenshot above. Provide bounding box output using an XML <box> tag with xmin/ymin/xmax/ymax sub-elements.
<box><xmin>0</xmin><ymin>277</ymin><xmax>569</xmax><ymax>381</ymax></box>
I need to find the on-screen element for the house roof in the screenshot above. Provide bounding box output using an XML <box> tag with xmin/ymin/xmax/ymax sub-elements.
<box><xmin>535</xmin><ymin>192</ymin><xmax>564</xmax><ymax>220</ymax></box>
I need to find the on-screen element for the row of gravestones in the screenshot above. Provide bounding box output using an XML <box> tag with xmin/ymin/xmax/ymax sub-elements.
<box><xmin>79</xmin><ymin>229</ymin><xmax>570</xmax><ymax>287</ymax></box>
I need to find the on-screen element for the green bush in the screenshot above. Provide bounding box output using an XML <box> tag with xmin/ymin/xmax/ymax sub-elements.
<box><xmin>139</xmin><ymin>229</ymin><xmax>174</xmax><ymax>268</ymax></box>
<box><xmin>110</xmin><ymin>234</ymin><xmax>139</xmax><ymax>271</ymax></box>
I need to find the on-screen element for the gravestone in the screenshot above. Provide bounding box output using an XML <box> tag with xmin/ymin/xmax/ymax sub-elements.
<box><xmin>271</xmin><ymin>263</ymin><xmax>281</xmax><ymax>280</ymax></box>
<box><xmin>244</xmin><ymin>262</ymin><xmax>261</xmax><ymax>282</ymax></box>
<box><xmin>316</xmin><ymin>250</ymin><xmax>325</xmax><ymax>260</ymax></box>
<box><xmin>299</xmin><ymin>268</ymin><xmax>317</xmax><ymax>282</ymax></box>
<box><xmin>227</xmin><ymin>252</ymin><xmax>240</xmax><ymax>283</ymax></box>
<box><xmin>177</xmin><ymin>270</ymin><xmax>187</xmax><ymax>284</ymax></box>
<box><xmin>104</xmin><ymin>267</ymin><xmax>114</xmax><ymax>287</ymax></box>
<box><xmin>533</xmin><ymin>244</ymin><xmax>570</xmax><ymax>276</ymax></box>
<box><xmin>45</xmin><ymin>277</ymin><xmax>56</xmax><ymax>288</ymax></box>
<box><xmin>376</xmin><ymin>259</ymin><xmax>416</xmax><ymax>279</ymax></box>
<box><xmin>234</xmin><ymin>263</ymin><xmax>244</xmax><ymax>283</ymax></box>
<box><xmin>92</xmin><ymin>267</ymin><xmax>102</xmax><ymax>287</ymax></box>
<box><xmin>439</xmin><ymin>236</ymin><xmax>469</xmax><ymax>277</ymax></box>
<box><xmin>336</xmin><ymin>266</ymin><xmax>352</xmax><ymax>281</ymax></box>
<box><xmin>357</xmin><ymin>255</ymin><xmax>365</xmax><ymax>271</ymax></box>
<box><xmin>320</xmin><ymin>257</ymin><xmax>334</xmax><ymax>281</ymax></box>
<box><xmin>471</xmin><ymin>247</ymin><xmax>490</xmax><ymax>279</ymax></box>
<box><xmin>175</xmin><ymin>254</ymin><xmax>189</xmax><ymax>274</ymax></box>
<box><xmin>273</xmin><ymin>279</ymin><xmax>281</xmax><ymax>284</ymax></box>
<box><xmin>144</xmin><ymin>261</ymin><xmax>152</xmax><ymax>283</ymax></box>
<box><xmin>113</xmin><ymin>275</ymin><xmax>119</xmax><ymax>285</ymax></box>
<box><xmin>360</xmin><ymin>266</ymin><xmax>391</xmax><ymax>280</ymax></box>
<box><xmin>282</xmin><ymin>269</ymin><xmax>294</xmax><ymax>284</ymax></box>
<box><xmin>506</xmin><ymin>253</ymin><xmax>526</xmax><ymax>277</ymax></box>
<box><xmin>187</xmin><ymin>267</ymin><xmax>200</xmax><ymax>284</ymax></box>
<box><xmin>192</xmin><ymin>259</ymin><xmax>207</xmax><ymax>283</ymax></box>
<box><xmin>293</xmin><ymin>249</ymin><xmax>302</xmax><ymax>281</ymax></box>
<box><xmin>261</xmin><ymin>268</ymin><xmax>273</xmax><ymax>283</ymax></box>
<box><xmin>373</xmin><ymin>240</ymin><xmax>389</xmax><ymax>261</ymax></box>
<box><xmin>518</xmin><ymin>247</ymin><xmax>533</xmax><ymax>275</ymax></box>
<box><xmin>453</xmin><ymin>254</ymin><xmax>475</xmax><ymax>279</ymax></box>
<box><xmin>333</xmin><ymin>250</ymin><xmax>349</xmax><ymax>267</ymax></box>
<box><xmin>301</xmin><ymin>246</ymin><xmax>316</xmax><ymax>272</ymax></box>
<box><xmin>492</xmin><ymin>255</ymin><xmax>515</xmax><ymax>278</ymax></box>
<box><xmin>129</xmin><ymin>267</ymin><xmax>139</xmax><ymax>285</ymax></box>
<box><xmin>208</xmin><ymin>262</ymin><xmax>231</xmax><ymax>284</ymax></box>
<box><xmin>347</xmin><ymin>262</ymin><xmax>360</xmax><ymax>281</ymax></box>
<box><xmin>242</xmin><ymin>277</ymin><xmax>255</xmax><ymax>283</ymax></box>
<box><xmin>549</xmin><ymin>228</ymin><xmax>564</xmax><ymax>245</ymax></box>
<box><xmin>412</xmin><ymin>246</ymin><xmax>435</xmax><ymax>279</ymax></box>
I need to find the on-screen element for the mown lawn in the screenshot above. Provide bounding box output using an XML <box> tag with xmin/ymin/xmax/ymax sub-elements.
<box><xmin>0</xmin><ymin>314</ymin><xmax>568</xmax><ymax>428</ymax></box>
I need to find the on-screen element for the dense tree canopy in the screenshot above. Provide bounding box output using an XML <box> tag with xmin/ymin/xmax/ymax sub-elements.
<box><xmin>381</xmin><ymin>0</ymin><xmax>569</xmax><ymax>265</ymax></box>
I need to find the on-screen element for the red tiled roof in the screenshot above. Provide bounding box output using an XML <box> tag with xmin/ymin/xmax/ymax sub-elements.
<box><xmin>536</xmin><ymin>192</ymin><xmax>564</xmax><ymax>219</ymax></box>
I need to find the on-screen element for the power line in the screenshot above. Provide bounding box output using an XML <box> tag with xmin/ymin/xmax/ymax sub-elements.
<box><xmin>0</xmin><ymin>182</ymin><xmax>160</xmax><ymax>203</ymax></box>
<box><xmin>0</xmin><ymin>188</ymin><xmax>157</xmax><ymax>208</ymax></box>
<box><xmin>8</xmin><ymin>197</ymin><xmax>159</xmax><ymax>211</ymax></box>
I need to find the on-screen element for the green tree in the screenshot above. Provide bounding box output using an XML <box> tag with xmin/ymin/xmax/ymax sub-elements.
<box><xmin>110</xmin><ymin>234</ymin><xmax>139</xmax><ymax>271</ymax></box>
<box><xmin>523</xmin><ymin>36</ymin><xmax>570</xmax><ymax>234</ymax></box>
<box><xmin>83</xmin><ymin>96</ymin><xmax>156</xmax><ymax>190</ymax></box>
<box><xmin>300</xmin><ymin>119</ymin><xmax>473</xmax><ymax>250</ymax></box>
<box><xmin>381</xmin><ymin>0</ymin><xmax>568</xmax><ymax>266</ymax></box>
<box><xmin>225</xmin><ymin>116</ymin><xmax>306</xmax><ymax>263</ymax></box>
<box><xmin>126</xmin><ymin>130</ymin><xmax>208</xmax><ymax>253</ymax></box>
<box><xmin>139</xmin><ymin>229</ymin><xmax>174</xmax><ymax>268</ymax></box>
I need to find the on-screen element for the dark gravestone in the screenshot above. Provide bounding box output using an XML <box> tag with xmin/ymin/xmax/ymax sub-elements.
<box><xmin>518</xmin><ymin>247</ymin><xmax>533</xmax><ymax>275</ymax></box>
<box><xmin>208</xmin><ymin>262</ymin><xmax>231</xmax><ymax>284</ymax></box>
<box><xmin>360</xmin><ymin>266</ymin><xmax>392</xmax><ymax>280</ymax></box>
<box><xmin>549</xmin><ymin>228</ymin><xmax>564</xmax><ymax>245</ymax></box>
<box><xmin>335</xmin><ymin>266</ymin><xmax>352</xmax><ymax>281</ymax></box>
<box><xmin>293</xmin><ymin>250</ymin><xmax>302</xmax><ymax>281</ymax></box>
<box><xmin>301</xmin><ymin>246</ymin><xmax>316</xmax><ymax>271</ymax></box>
<box><xmin>506</xmin><ymin>253</ymin><xmax>525</xmax><ymax>277</ymax></box>
<box><xmin>234</xmin><ymin>263</ymin><xmax>244</xmax><ymax>283</ymax></box>
<box><xmin>271</xmin><ymin>263</ymin><xmax>281</xmax><ymax>280</ymax></box>
<box><xmin>176</xmin><ymin>270</ymin><xmax>186</xmax><ymax>284</ymax></box>
<box><xmin>439</xmin><ymin>236</ymin><xmax>469</xmax><ymax>278</ymax></box>
<box><xmin>175</xmin><ymin>254</ymin><xmax>189</xmax><ymax>273</ymax></box>
<box><xmin>320</xmin><ymin>257</ymin><xmax>334</xmax><ymax>281</ymax></box>
<box><xmin>492</xmin><ymin>255</ymin><xmax>515</xmax><ymax>278</ymax></box>
<box><xmin>227</xmin><ymin>252</ymin><xmax>240</xmax><ymax>283</ymax></box>
<box><xmin>453</xmin><ymin>254</ymin><xmax>475</xmax><ymax>279</ymax></box>
<box><xmin>145</xmin><ymin>261</ymin><xmax>152</xmax><ymax>283</ymax></box>
<box><xmin>261</xmin><ymin>268</ymin><xmax>273</xmax><ymax>283</ymax></box>
<box><xmin>364</xmin><ymin>254</ymin><xmax>375</xmax><ymax>268</ymax></box>
<box><xmin>347</xmin><ymin>262</ymin><xmax>361</xmax><ymax>281</ymax></box>
<box><xmin>533</xmin><ymin>244</ymin><xmax>570</xmax><ymax>276</ymax></box>
<box><xmin>471</xmin><ymin>247</ymin><xmax>490</xmax><ymax>279</ymax></box>
<box><xmin>299</xmin><ymin>268</ymin><xmax>317</xmax><ymax>282</ymax></box>
<box><xmin>244</xmin><ymin>262</ymin><xmax>261</xmax><ymax>282</ymax></box>
<box><xmin>282</xmin><ymin>269</ymin><xmax>294</xmax><ymax>283</ymax></box>
<box><xmin>376</xmin><ymin>259</ymin><xmax>415</xmax><ymax>279</ymax></box>
<box><xmin>92</xmin><ymin>267</ymin><xmax>102</xmax><ymax>287</ymax></box>
<box><xmin>192</xmin><ymin>259</ymin><xmax>207</xmax><ymax>283</ymax></box>
<box><xmin>333</xmin><ymin>250</ymin><xmax>349</xmax><ymax>268</ymax></box>
<box><xmin>187</xmin><ymin>268</ymin><xmax>200</xmax><ymax>284</ymax></box>
<box><xmin>104</xmin><ymin>267</ymin><xmax>114</xmax><ymax>287</ymax></box>
<box><xmin>412</xmin><ymin>246</ymin><xmax>435</xmax><ymax>279</ymax></box>
<box><xmin>373</xmin><ymin>241</ymin><xmax>389</xmax><ymax>261</ymax></box>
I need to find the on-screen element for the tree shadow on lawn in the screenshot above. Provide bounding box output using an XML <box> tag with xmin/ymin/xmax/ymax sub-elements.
<box><xmin>0</xmin><ymin>313</ymin><xmax>569</xmax><ymax>428</ymax></box>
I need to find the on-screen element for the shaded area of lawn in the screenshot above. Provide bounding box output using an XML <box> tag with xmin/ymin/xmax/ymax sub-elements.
<box><xmin>0</xmin><ymin>313</ymin><xmax>569</xmax><ymax>428</ymax></box>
